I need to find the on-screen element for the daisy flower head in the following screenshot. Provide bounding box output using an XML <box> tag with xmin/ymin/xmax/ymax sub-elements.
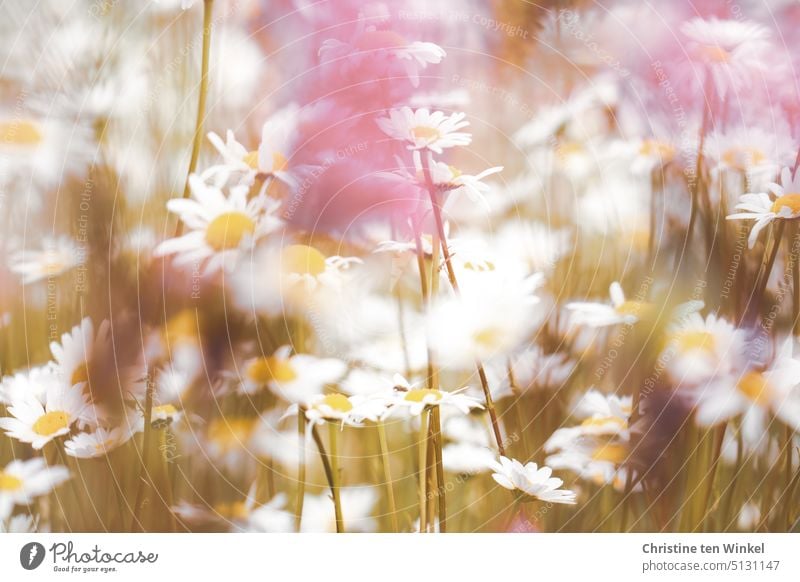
<box><xmin>680</xmin><ymin>17</ymin><xmax>771</xmax><ymax>99</ymax></box>
<box><xmin>376</xmin><ymin>107</ymin><xmax>471</xmax><ymax>154</ymax></box>
<box><xmin>388</xmin><ymin>374</ymin><xmax>483</xmax><ymax>417</ymax></box>
<box><xmin>0</xmin><ymin>380</ymin><xmax>89</xmax><ymax>449</ymax></box>
<box><xmin>567</xmin><ymin>282</ymin><xmax>650</xmax><ymax>327</ymax></box>
<box><xmin>154</xmin><ymin>174</ymin><xmax>283</xmax><ymax>275</ymax></box>
<box><xmin>242</xmin><ymin>345</ymin><xmax>347</xmax><ymax>404</ymax></box>
<box><xmin>9</xmin><ymin>236</ymin><xmax>85</xmax><ymax>284</ymax></box>
<box><xmin>0</xmin><ymin>458</ymin><xmax>70</xmax><ymax>519</ymax></box>
<box><xmin>413</xmin><ymin>150</ymin><xmax>502</xmax><ymax>210</ymax></box>
<box><xmin>727</xmin><ymin>166</ymin><xmax>800</xmax><ymax>249</ymax></box>
<box><xmin>490</xmin><ymin>456</ymin><xmax>577</xmax><ymax>504</ymax></box>
<box><xmin>297</xmin><ymin>392</ymin><xmax>391</xmax><ymax>427</ymax></box>
<box><xmin>64</xmin><ymin>423</ymin><xmax>138</xmax><ymax>459</ymax></box>
<box><xmin>664</xmin><ymin>312</ymin><xmax>745</xmax><ymax>384</ymax></box>
<box><xmin>319</xmin><ymin>32</ymin><xmax>445</xmax><ymax>87</ymax></box>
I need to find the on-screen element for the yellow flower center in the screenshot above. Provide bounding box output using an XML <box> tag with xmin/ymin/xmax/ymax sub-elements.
<box><xmin>243</xmin><ymin>150</ymin><xmax>259</xmax><ymax>169</ymax></box>
<box><xmin>699</xmin><ymin>44</ymin><xmax>730</xmax><ymax>63</ymax></box>
<box><xmin>0</xmin><ymin>120</ymin><xmax>43</xmax><ymax>146</ymax></box>
<box><xmin>208</xmin><ymin>417</ymin><xmax>256</xmax><ymax>448</ymax></box>
<box><xmin>0</xmin><ymin>472</ymin><xmax>23</xmax><ymax>491</ymax></box>
<box><xmin>404</xmin><ymin>388</ymin><xmax>443</xmax><ymax>403</ymax></box>
<box><xmin>722</xmin><ymin>147</ymin><xmax>766</xmax><ymax>171</ymax></box>
<box><xmin>462</xmin><ymin>260</ymin><xmax>495</xmax><ymax>272</ymax></box>
<box><xmin>615</xmin><ymin>300</ymin><xmax>651</xmax><ymax>317</ymax></box>
<box><xmin>771</xmin><ymin>194</ymin><xmax>800</xmax><ymax>215</ymax></box>
<box><xmin>271</xmin><ymin>151</ymin><xmax>289</xmax><ymax>173</ymax></box>
<box><xmin>281</xmin><ymin>244</ymin><xmax>327</xmax><ymax>277</ymax></box>
<box><xmin>581</xmin><ymin>416</ymin><xmax>627</xmax><ymax>431</ymax></box>
<box><xmin>33</xmin><ymin>411</ymin><xmax>70</xmax><ymax>436</ymax></box>
<box><xmin>214</xmin><ymin>500</ymin><xmax>249</xmax><ymax>520</ymax></box>
<box><xmin>639</xmin><ymin>139</ymin><xmax>675</xmax><ymax>162</ymax></box>
<box><xmin>737</xmin><ymin>371</ymin><xmax>771</xmax><ymax>405</ymax></box>
<box><xmin>448</xmin><ymin>165</ymin><xmax>463</xmax><ymax>179</ymax></box>
<box><xmin>673</xmin><ymin>330</ymin><xmax>715</xmax><ymax>353</ymax></box>
<box><xmin>354</xmin><ymin>30</ymin><xmax>409</xmax><ymax>51</ymax></box>
<box><xmin>592</xmin><ymin>442</ymin><xmax>627</xmax><ymax>464</ymax></box>
<box><xmin>71</xmin><ymin>362</ymin><xmax>89</xmax><ymax>386</ymax></box>
<box><xmin>411</xmin><ymin>126</ymin><xmax>441</xmax><ymax>142</ymax></box>
<box><xmin>205</xmin><ymin>211</ymin><xmax>256</xmax><ymax>251</ymax></box>
<box><xmin>246</xmin><ymin>356</ymin><xmax>297</xmax><ymax>384</ymax></box>
<box><xmin>166</xmin><ymin>309</ymin><xmax>199</xmax><ymax>343</ymax></box>
<box><xmin>317</xmin><ymin>393</ymin><xmax>353</xmax><ymax>413</ymax></box>
<box><xmin>153</xmin><ymin>404</ymin><xmax>178</xmax><ymax>417</ymax></box>
<box><xmin>472</xmin><ymin>327</ymin><xmax>503</xmax><ymax>348</ymax></box>
<box><xmin>556</xmin><ymin>141</ymin><xmax>584</xmax><ymax>162</ymax></box>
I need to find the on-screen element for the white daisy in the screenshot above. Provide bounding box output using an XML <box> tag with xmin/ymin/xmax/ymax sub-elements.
<box><xmin>300</xmin><ymin>487</ymin><xmax>377</xmax><ymax>533</ymax></box>
<box><xmin>387</xmin><ymin>374</ymin><xmax>483</xmax><ymax>417</ymax></box>
<box><xmin>0</xmin><ymin>381</ymin><xmax>89</xmax><ymax>449</ymax></box>
<box><xmin>442</xmin><ymin>442</ymin><xmax>496</xmax><ymax>475</ymax></box>
<box><xmin>9</xmin><ymin>236</ymin><xmax>84</xmax><ymax>284</ymax></box>
<box><xmin>295</xmin><ymin>392</ymin><xmax>391</xmax><ymax>427</ymax></box>
<box><xmin>319</xmin><ymin>32</ymin><xmax>445</xmax><ymax>87</ymax></box>
<box><xmin>155</xmin><ymin>175</ymin><xmax>283</xmax><ymax>274</ymax></box>
<box><xmin>64</xmin><ymin>423</ymin><xmax>138</xmax><ymax>459</ymax></box>
<box><xmin>0</xmin><ymin>458</ymin><xmax>70</xmax><ymax>519</ymax></box>
<box><xmin>727</xmin><ymin>166</ymin><xmax>800</xmax><ymax>249</ymax></box>
<box><xmin>241</xmin><ymin>345</ymin><xmax>347</xmax><ymax>403</ymax></box>
<box><xmin>0</xmin><ymin>363</ymin><xmax>60</xmax><ymax>406</ymax></box>
<box><xmin>376</xmin><ymin>107</ymin><xmax>471</xmax><ymax>154</ymax></box>
<box><xmin>489</xmin><ymin>456</ymin><xmax>577</xmax><ymax>504</ymax></box>
<box><xmin>681</xmin><ymin>17</ymin><xmax>771</xmax><ymax>98</ymax></box>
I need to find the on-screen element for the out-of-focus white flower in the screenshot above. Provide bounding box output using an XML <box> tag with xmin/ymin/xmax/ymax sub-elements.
<box><xmin>664</xmin><ymin>312</ymin><xmax>745</xmax><ymax>384</ymax></box>
<box><xmin>9</xmin><ymin>236</ymin><xmax>84</xmax><ymax>284</ymax></box>
<box><xmin>241</xmin><ymin>346</ymin><xmax>347</xmax><ymax>403</ymax></box>
<box><xmin>681</xmin><ymin>17</ymin><xmax>771</xmax><ymax>98</ymax></box>
<box><xmin>377</xmin><ymin>107</ymin><xmax>471</xmax><ymax>154</ymax></box>
<box><xmin>0</xmin><ymin>514</ymin><xmax>44</xmax><ymax>533</ymax></box>
<box><xmin>727</xmin><ymin>167</ymin><xmax>800</xmax><ymax>249</ymax></box>
<box><xmin>244</xmin><ymin>493</ymin><xmax>294</xmax><ymax>533</ymax></box>
<box><xmin>64</xmin><ymin>424</ymin><xmax>138</xmax><ymax>458</ymax></box>
<box><xmin>0</xmin><ymin>458</ymin><xmax>70</xmax><ymax>519</ymax></box>
<box><xmin>300</xmin><ymin>487</ymin><xmax>377</xmax><ymax>532</ymax></box>
<box><xmin>442</xmin><ymin>442</ymin><xmax>495</xmax><ymax>475</ymax></box>
<box><xmin>490</xmin><ymin>456</ymin><xmax>577</xmax><ymax>504</ymax></box>
<box><xmin>320</xmin><ymin>32</ymin><xmax>445</xmax><ymax>87</ymax></box>
<box><xmin>155</xmin><ymin>175</ymin><xmax>283</xmax><ymax>274</ymax></box>
<box><xmin>0</xmin><ymin>363</ymin><xmax>60</xmax><ymax>406</ymax></box>
<box><xmin>737</xmin><ymin>502</ymin><xmax>761</xmax><ymax>530</ymax></box>
<box><xmin>567</xmin><ymin>282</ymin><xmax>651</xmax><ymax>327</ymax></box>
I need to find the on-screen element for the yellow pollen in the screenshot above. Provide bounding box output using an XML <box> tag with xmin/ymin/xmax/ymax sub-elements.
<box><xmin>70</xmin><ymin>362</ymin><xmax>89</xmax><ymax>386</ymax></box>
<box><xmin>208</xmin><ymin>417</ymin><xmax>256</xmax><ymax>447</ymax></box>
<box><xmin>556</xmin><ymin>141</ymin><xmax>584</xmax><ymax>161</ymax></box>
<box><xmin>246</xmin><ymin>356</ymin><xmax>297</xmax><ymax>384</ymax></box>
<box><xmin>448</xmin><ymin>165</ymin><xmax>463</xmax><ymax>179</ymax></box>
<box><xmin>0</xmin><ymin>472</ymin><xmax>23</xmax><ymax>491</ymax></box>
<box><xmin>205</xmin><ymin>211</ymin><xmax>256</xmax><ymax>251</ymax></box>
<box><xmin>166</xmin><ymin>309</ymin><xmax>199</xmax><ymax>343</ymax></box>
<box><xmin>700</xmin><ymin>44</ymin><xmax>730</xmax><ymax>63</ymax></box>
<box><xmin>463</xmin><ymin>260</ymin><xmax>495</xmax><ymax>272</ymax></box>
<box><xmin>639</xmin><ymin>139</ymin><xmax>675</xmax><ymax>162</ymax></box>
<box><xmin>592</xmin><ymin>443</ymin><xmax>627</xmax><ymax>464</ymax></box>
<box><xmin>771</xmin><ymin>194</ymin><xmax>800</xmax><ymax>215</ymax></box>
<box><xmin>615</xmin><ymin>300</ymin><xmax>650</xmax><ymax>317</ymax></box>
<box><xmin>354</xmin><ymin>30</ymin><xmax>409</xmax><ymax>51</ymax></box>
<box><xmin>722</xmin><ymin>147</ymin><xmax>766</xmax><ymax>171</ymax></box>
<box><xmin>214</xmin><ymin>500</ymin><xmax>249</xmax><ymax>520</ymax></box>
<box><xmin>281</xmin><ymin>244</ymin><xmax>327</xmax><ymax>277</ymax></box>
<box><xmin>153</xmin><ymin>404</ymin><xmax>178</xmax><ymax>417</ymax></box>
<box><xmin>243</xmin><ymin>150</ymin><xmax>259</xmax><ymax>169</ymax></box>
<box><xmin>404</xmin><ymin>388</ymin><xmax>443</xmax><ymax>403</ymax></box>
<box><xmin>412</xmin><ymin>126</ymin><xmax>441</xmax><ymax>142</ymax></box>
<box><xmin>33</xmin><ymin>411</ymin><xmax>70</xmax><ymax>436</ymax></box>
<box><xmin>581</xmin><ymin>416</ymin><xmax>627</xmax><ymax>430</ymax></box>
<box><xmin>271</xmin><ymin>151</ymin><xmax>289</xmax><ymax>173</ymax></box>
<box><xmin>318</xmin><ymin>393</ymin><xmax>353</xmax><ymax>413</ymax></box>
<box><xmin>737</xmin><ymin>371</ymin><xmax>771</xmax><ymax>405</ymax></box>
<box><xmin>0</xmin><ymin>120</ymin><xmax>43</xmax><ymax>146</ymax></box>
<box><xmin>674</xmin><ymin>330</ymin><xmax>715</xmax><ymax>353</ymax></box>
<box><xmin>472</xmin><ymin>327</ymin><xmax>503</xmax><ymax>348</ymax></box>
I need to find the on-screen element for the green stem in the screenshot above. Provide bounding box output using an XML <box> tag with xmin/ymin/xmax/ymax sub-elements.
<box><xmin>295</xmin><ymin>411</ymin><xmax>306</xmax><ymax>532</ymax></box>
<box><xmin>327</xmin><ymin>422</ymin><xmax>344</xmax><ymax>533</ymax></box>
<box><xmin>175</xmin><ymin>0</ymin><xmax>215</xmax><ymax>237</ymax></box>
<box><xmin>376</xmin><ymin>421</ymin><xmax>399</xmax><ymax>532</ymax></box>
<box><xmin>419</xmin><ymin>152</ymin><xmax>505</xmax><ymax>456</ymax></box>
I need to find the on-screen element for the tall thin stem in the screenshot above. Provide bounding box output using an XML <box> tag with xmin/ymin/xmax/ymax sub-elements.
<box><xmin>419</xmin><ymin>151</ymin><xmax>505</xmax><ymax>457</ymax></box>
<box><xmin>417</xmin><ymin>409</ymin><xmax>429</xmax><ymax>532</ymax></box>
<box><xmin>327</xmin><ymin>422</ymin><xmax>344</xmax><ymax>533</ymax></box>
<box><xmin>175</xmin><ymin>0</ymin><xmax>215</xmax><ymax>237</ymax></box>
<box><xmin>376</xmin><ymin>421</ymin><xmax>399</xmax><ymax>532</ymax></box>
<box><xmin>295</xmin><ymin>412</ymin><xmax>306</xmax><ymax>532</ymax></box>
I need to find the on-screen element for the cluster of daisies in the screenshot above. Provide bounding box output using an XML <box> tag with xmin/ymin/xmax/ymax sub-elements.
<box><xmin>3</xmin><ymin>0</ymin><xmax>800</xmax><ymax>533</ymax></box>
